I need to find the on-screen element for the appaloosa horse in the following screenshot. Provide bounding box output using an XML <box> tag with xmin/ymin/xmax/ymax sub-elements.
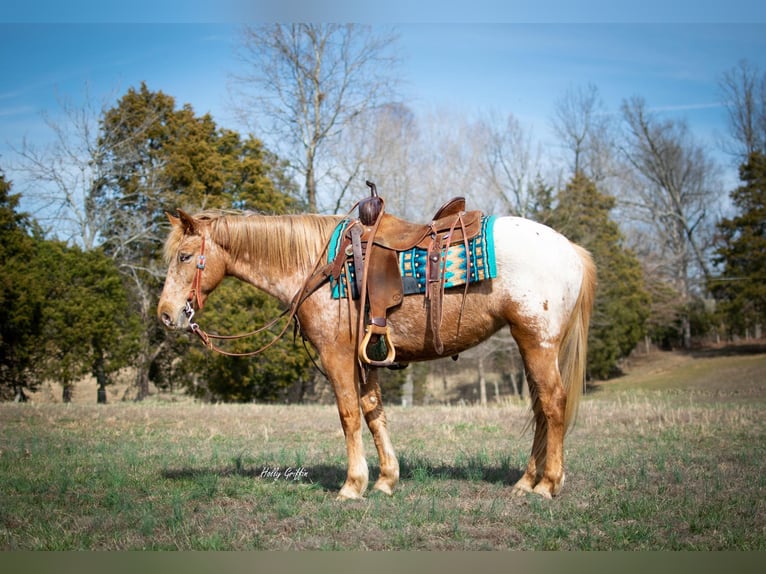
<box><xmin>158</xmin><ymin>208</ymin><xmax>595</xmax><ymax>499</ymax></box>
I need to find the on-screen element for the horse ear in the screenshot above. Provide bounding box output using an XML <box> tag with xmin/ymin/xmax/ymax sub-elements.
<box><xmin>166</xmin><ymin>211</ymin><xmax>181</xmax><ymax>227</ymax></box>
<box><xmin>176</xmin><ymin>209</ymin><xmax>199</xmax><ymax>235</ymax></box>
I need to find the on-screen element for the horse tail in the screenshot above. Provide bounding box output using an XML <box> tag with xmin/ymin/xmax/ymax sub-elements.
<box><xmin>560</xmin><ymin>244</ymin><xmax>597</xmax><ymax>432</ymax></box>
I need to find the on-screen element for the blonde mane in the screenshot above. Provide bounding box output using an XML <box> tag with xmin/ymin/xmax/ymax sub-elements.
<box><xmin>164</xmin><ymin>211</ymin><xmax>344</xmax><ymax>271</ymax></box>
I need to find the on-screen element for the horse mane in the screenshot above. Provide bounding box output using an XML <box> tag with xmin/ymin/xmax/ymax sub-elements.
<box><xmin>165</xmin><ymin>210</ymin><xmax>344</xmax><ymax>271</ymax></box>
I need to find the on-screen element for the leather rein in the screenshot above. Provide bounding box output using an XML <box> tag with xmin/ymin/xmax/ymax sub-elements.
<box><xmin>181</xmin><ymin>212</ymin><xmax>351</xmax><ymax>358</ymax></box>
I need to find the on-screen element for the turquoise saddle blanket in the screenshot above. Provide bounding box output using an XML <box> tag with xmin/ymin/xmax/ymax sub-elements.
<box><xmin>328</xmin><ymin>215</ymin><xmax>498</xmax><ymax>300</ymax></box>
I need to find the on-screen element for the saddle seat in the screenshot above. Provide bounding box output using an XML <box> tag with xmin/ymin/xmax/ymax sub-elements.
<box><xmin>372</xmin><ymin>200</ymin><xmax>483</xmax><ymax>251</ymax></box>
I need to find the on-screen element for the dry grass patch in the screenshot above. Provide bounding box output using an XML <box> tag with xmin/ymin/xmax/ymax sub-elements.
<box><xmin>2</xmin><ymin>348</ymin><xmax>765</xmax><ymax>550</ymax></box>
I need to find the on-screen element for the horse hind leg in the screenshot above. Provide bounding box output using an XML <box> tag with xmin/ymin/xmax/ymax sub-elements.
<box><xmin>513</xmin><ymin>345</ymin><xmax>567</xmax><ymax>499</ymax></box>
<box><xmin>360</xmin><ymin>368</ymin><xmax>400</xmax><ymax>495</ymax></box>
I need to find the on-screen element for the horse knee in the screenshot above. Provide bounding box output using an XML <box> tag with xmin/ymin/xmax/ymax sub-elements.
<box><xmin>361</xmin><ymin>391</ymin><xmax>381</xmax><ymax>415</ymax></box>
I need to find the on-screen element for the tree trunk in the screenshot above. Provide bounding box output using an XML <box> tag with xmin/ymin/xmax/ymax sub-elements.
<box><xmin>93</xmin><ymin>345</ymin><xmax>108</xmax><ymax>404</ymax></box>
<box><xmin>478</xmin><ymin>354</ymin><xmax>487</xmax><ymax>406</ymax></box>
<box><xmin>401</xmin><ymin>370</ymin><xmax>414</xmax><ymax>407</ymax></box>
<box><xmin>134</xmin><ymin>334</ymin><xmax>166</xmax><ymax>401</ymax></box>
<box><xmin>683</xmin><ymin>316</ymin><xmax>692</xmax><ymax>349</ymax></box>
<box><xmin>306</xmin><ymin>149</ymin><xmax>317</xmax><ymax>212</ymax></box>
<box><xmin>14</xmin><ymin>385</ymin><xmax>28</xmax><ymax>403</ymax></box>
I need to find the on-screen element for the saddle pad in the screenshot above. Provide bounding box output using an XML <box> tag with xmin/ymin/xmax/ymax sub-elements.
<box><xmin>328</xmin><ymin>215</ymin><xmax>498</xmax><ymax>300</ymax></box>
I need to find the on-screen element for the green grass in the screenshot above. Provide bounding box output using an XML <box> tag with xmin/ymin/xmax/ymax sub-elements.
<box><xmin>1</xmin><ymin>350</ymin><xmax>765</xmax><ymax>550</ymax></box>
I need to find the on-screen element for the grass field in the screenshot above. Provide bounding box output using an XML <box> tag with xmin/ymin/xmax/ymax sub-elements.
<box><xmin>1</xmin><ymin>347</ymin><xmax>765</xmax><ymax>550</ymax></box>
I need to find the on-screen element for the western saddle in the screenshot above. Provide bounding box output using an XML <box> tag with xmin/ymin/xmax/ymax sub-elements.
<box><xmin>326</xmin><ymin>181</ymin><xmax>484</xmax><ymax>368</ymax></box>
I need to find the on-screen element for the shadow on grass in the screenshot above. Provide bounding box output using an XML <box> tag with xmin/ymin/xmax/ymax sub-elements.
<box><xmin>161</xmin><ymin>458</ymin><xmax>524</xmax><ymax>493</ymax></box>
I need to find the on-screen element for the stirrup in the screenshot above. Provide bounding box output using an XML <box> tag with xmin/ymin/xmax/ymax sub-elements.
<box><xmin>359</xmin><ymin>324</ymin><xmax>396</xmax><ymax>367</ymax></box>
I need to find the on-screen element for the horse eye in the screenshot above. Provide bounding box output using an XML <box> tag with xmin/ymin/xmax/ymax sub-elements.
<box><xmin>179</xmin><ymin>253</ymin><xmax>193</xmax><ymax>263</ymax></box>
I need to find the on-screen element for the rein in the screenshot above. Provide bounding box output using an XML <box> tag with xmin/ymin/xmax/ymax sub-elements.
<box><xmin>183</xmin><ymin>227</ymin><xmax>295</xmax><ymax>357</ymax></box>
<box><xmin>182</xmin><ymin>209</ymin><xmax>357</xmax><ymax>358</ymax></box>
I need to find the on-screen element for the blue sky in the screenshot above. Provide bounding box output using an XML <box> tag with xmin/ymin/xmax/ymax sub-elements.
<box><xmin>2</xmin><ymin>3</ymin><xmax>766</xmax><ymax>209</ymax></box>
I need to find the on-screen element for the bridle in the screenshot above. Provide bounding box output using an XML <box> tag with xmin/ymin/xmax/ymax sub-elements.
<box><xmin>179</xmin><ymin>231</ymin><xmax>332</xmax><ymax>358</ymax></box>
<box><xmin>176</xmin><ymin>197</ymin><xmax>371</xmax><ymax>360</ymax></box>
<box><xmin>183</xmin><ymin>235</ymin><xmax>207</xmax><ymax>331</ymax></box>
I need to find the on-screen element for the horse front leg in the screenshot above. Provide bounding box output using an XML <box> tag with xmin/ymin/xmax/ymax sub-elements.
<box><xmin>360</xmin><ymin>368</ymin><xmax>399</xmax><ymax>495</ymax></box>
<box><xmin>513</xmin><ymin>346</ymin><xmax>567</xmax><ymax>499</ymax></box>
<box><xmin>323</xmin><ymin>351</ymin><xmax>369</xmax><ymax>500</ymax></box>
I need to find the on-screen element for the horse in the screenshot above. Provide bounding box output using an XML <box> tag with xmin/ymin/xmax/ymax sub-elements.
<box><xmin>157</xmin><ymin>207</ymin><xmax>596</xmax><ymax>499</ymax></box>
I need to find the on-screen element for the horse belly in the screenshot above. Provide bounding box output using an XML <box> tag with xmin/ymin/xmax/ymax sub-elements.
<box><xmin>386</xmin><ymin>282</ymin><xmax>507</xmax><ymax>361</ymax></box>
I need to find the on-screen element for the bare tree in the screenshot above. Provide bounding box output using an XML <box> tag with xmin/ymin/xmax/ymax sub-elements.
<box><xmin>326</xmin><ymin>102</ymin><xmax>422</xmax><ymax>217</ymax></box>
<box><xmin>619</xmin><ymin>97</ymin><xmax>720</xmax><ymax>347</ymax></box>
<box><xmin>551</xmin><ymin>83</ymin><xmax>616</xmax><ymax>184</ymax></box>
<box><xmin>719</xmin><ymin>59</ymin><xmax>766</xmax><ymax>161</ymax></box>
<box><xmin>412</xmin><ymin>108</ymin><xmax>494</xmax><ymax>217</ymax></box>
<box><xmin>11</xmin><ymin>89</ymin><xmax>115</xmax><ymax>249</ymax></box>
<box><xmin>475</xmin><ymin>111</ymin><xmax>544</xmax><ymax>217</ymax></box>
<box><xmin>231</xmin><ymin>24</ymin><xmax>400</xmax><ymax>213</ymax></box>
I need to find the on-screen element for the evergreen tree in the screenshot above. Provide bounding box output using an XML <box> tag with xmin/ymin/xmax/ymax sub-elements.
<box><xmin>34</xmin><ymin>241</ymin><xmax>140</xmax><ymax>401</ymax></box>
<box><xmin>178</xmin><ymin>278</ymin><xmax>314</xmax><ymax>403</ymax></box>
<box><xmin>1</xmin><ymin>169</ymin><xmax>139</xmax><ymax>402</ymax></box>
<box><xmin>0</xmin><ymin>171</ymin><xmax>44</xmax><ymax>400</ymax></box>
<box><xmin>549</xmin><ymin>173</ymin><xmax>650</xmax><ymax>379</ymax></box>
<box><xmin>711</xmin><ymin>151</ymin><xmax>766</xmax><ymax>335</ymax></box>
<box><xmin>92</xmin><ymin>83</ymin><xmax>306</xmax><ymax>401</ymax></box>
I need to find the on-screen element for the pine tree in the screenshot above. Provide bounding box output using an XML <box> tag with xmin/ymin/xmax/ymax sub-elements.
<box><xmin>549</xmin><ymin>173</ymin><xmax>650</xmax><ymax>379</ymax></box>
<box><xmin>0</xmin><ymin>172</ymin><xmax>44</xmax><ymax>400</ymax></box>
<box><xmin>92</xmin><ymin>84</ymin><xmax>306</xmax><ymax>401</ymax></box>
<box><xmin>712</xmin><ymin>151</ymin><xmax>766</xmax><ymax>336</ymax></box>
<box><xmin>34</xmin><ymin>241</ymin><xmax>140</xmax><ymax>402</ymax></box>
<box><xmin>178</xmin><ymin>278</ymin><xmax>314</xmax><ymax>403</ymax></box>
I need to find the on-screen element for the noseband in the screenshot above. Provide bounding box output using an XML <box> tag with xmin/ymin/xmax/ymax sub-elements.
<box><xmin>183</xmin><ymin>235</ymin><xmax>206</xmax><ymax>330</ymax></box>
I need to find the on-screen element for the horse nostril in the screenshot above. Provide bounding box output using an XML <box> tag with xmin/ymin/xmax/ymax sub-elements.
<box><xmin>161</xmin><ymin>312</ymin><xmax>173</xmax><ymax>327</ymax></box>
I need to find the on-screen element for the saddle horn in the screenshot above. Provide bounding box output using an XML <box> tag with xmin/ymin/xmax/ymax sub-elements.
<box><xmin>359</xmin><ymin>180</ymin><xmax>383</xmax><ymax>226</ymax></box>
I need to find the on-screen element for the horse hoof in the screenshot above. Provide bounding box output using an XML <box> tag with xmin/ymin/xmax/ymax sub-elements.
<box><xmin>512</xmin><ymin>476</ymin><xmax>535</xmax><ymax>496</ymax></box>
<box><xmin>336</xmin><ymin>491</ymin><xmax>364</xmax><ymax>501</ymax></box>
<box><xmin>372</xmin><ymin>480</ymin><xmax>396</xmax><ymax>496</ymax></box>
<box><xmin>532</xmin><ymin>482</ymin><xmax>555</xmax><ymax>499</ymax></box>
<box><xmin>533</xmin><ymin>488</ymin><xmax>553</xmax><ymax>499</ymax></box>
<box><xmin>336</xmin><ymin>483</ymin><xmax>367</xmax><ymax>500</ymax></box>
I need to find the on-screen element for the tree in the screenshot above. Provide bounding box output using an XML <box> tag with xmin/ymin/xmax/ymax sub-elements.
<box><xmin>719</xmin><ymin>60</ymin><xmax>766</xmax><ymax>162</ymax></box>
<box><xmin>476</xmin><ymin>111</ymin><xmax>544</xmax><ymax>218</ymax></box>
<box><xmin>33</xmin><ymin>242</ymin><xmax>140</xmax><ymax>402</ymax></box>
<box><xmin>92</xmin><ymin>84</ymin><xmax>199</xmax><ymax>399</ymax></box>
<box><xmin>326</xmin><ymin>102</ymin><xmax>422</xmax><ymax>217</ymax></box>
<box><xmin>0</xmin><ymin>171</ymin><xmax>45</xmax><ymax>400</ymax></box>
<box><xmin>175</xmin><ymin>278</ymin><xmax>315</xmax><ymax>403</ymax></box>
<box><xmin>549</xmin><ymin>173</ymin><xmax>649</xmax><ymax>379</ymax></box>
<box><xmin>551</xmin><ymin>83</ymin><xmax>617</xmax><ymax>185</ymax></box>
<box><xmin>711</xmin><ymin>151</ymin><xmax>766</xmax><ymax>337</ymax></box>
<box><xmin>11</xmin><ymin>88</ymin><xmax>112</xmax><ymax>249</ymax></box>
<box><xmin>414</xmin><ymin>109</ymin><xmax>492</xmax><ymax>216</ymax></box>
<box><xmin>232</xmin><ymin>24</ymin><xmax>400</xmax><ymax>212</ymax></box>
<box><xmin>93</xmin><ymin>84</ymin><xmax>301</xmax><ymax>400</ymax></box>
<box><xmin>619</xmin><ymin>97</ymin><xmax>719</xmax><ymax>347</ymax></box>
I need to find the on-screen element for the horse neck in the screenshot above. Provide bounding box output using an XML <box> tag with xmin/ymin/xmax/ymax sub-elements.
<box><xmin>218</xmin><ymin>213</ymin><xmax>341</xmax><ymax>304</ymax></box>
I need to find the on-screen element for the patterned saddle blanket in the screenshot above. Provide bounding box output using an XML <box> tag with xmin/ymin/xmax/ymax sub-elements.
<box><xmin>328</xmin><ymin>215</ymin><xmax>498</xmax><ymax>300</ymax></box>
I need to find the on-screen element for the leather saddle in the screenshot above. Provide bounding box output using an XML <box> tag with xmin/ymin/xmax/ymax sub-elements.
<box><xmin>328</xmin><ymin>182</ymin><xmax>483</xmax><ymax>368</ymax></box>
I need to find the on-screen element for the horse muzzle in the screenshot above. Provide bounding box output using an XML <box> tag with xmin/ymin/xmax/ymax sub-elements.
<box><xmin>158</xmin><ymin>303</ymin><xmax>191</xmax><ymax>331</ymax></box>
